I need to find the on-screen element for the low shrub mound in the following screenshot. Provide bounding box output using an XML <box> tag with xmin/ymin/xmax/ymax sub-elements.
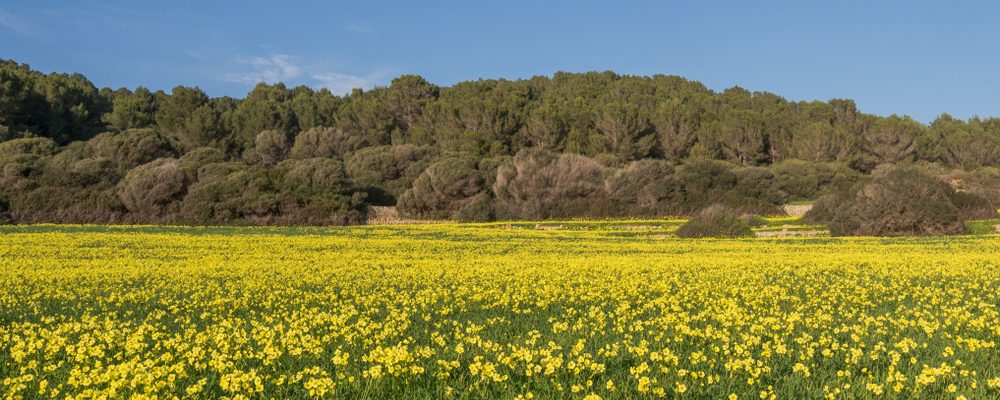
<box><xmin>824</xmin><ymin>168</ymin><xmax>967</xmax><ymax>236</ymax></box>
<box><xmin>676</xmin><ymin>204</ymin><xmax>754</xmax><ymax>238</ymax></box>
<box><xmin>741</xmin><ymin>214</ymin><xmax>768</xmax><ymax>227</ymax></box>
<box><xmin>454</xmin><ymin>193</ymin><xmax>495</xmax><ymax>222</ymax></box>
<box><xmin>801</xmin><ymin>194</ymin><xmax>838</xmax><ymax>225</ymax></box>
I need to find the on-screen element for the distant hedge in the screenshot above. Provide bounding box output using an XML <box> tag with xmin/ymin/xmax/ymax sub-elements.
<box><xmin>676</xmin><ymin>205</ymin><xmax>754</xmax><ymax>238</ymax></box>
<box><xmin>4</xmin><ymin>59</ymin><xmax>1000</xmax><ymax>225</ymax></box>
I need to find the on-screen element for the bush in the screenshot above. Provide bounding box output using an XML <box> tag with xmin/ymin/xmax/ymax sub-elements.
<box><xmin>477</xmin><ymin>155</ymin><xmax>511</xmax><ymax>190</ymax></box>
<box><xmin>949</xmin><ymin>191</ymin><xmax>999</xmax><ymax>220</ymax></box>
<box><xmin>605</xmin><ymin>159</ymin><xmax>679</xmax><ymax>216</ymax></box>
<box><xmin>716</xmin><ymin>190</ymin><xmax>785</xmax><ymax>216</ymax></box>
<box><xmin>732</xmin><ymin>166</ymin><xmax>781</xmax><ymax>204</ymax></box>
<box><xmin>741</xmin><ymin>214</ymin><xmax>768</xmax><ymax>227</ymax></box>
<box><xmin>493</xmin><ymin>149</ymin><xmax>609</xmax><ymax>220</ymax></box>
<box><xmin>116</xmin><ymin>158</ymin><xmax>187</xmax><ymax>219</ymax></box>
<box><xmin>0</xmin><ymin>137</ymin><xmax>58</xmax><ymax>180</ymax></box>
<box><xmin>179</xmin><ymin>147</ymin><xmax>226</xmax><ymax>177</ymax></box>
<box><xmin>455</xmin><ymin>192</ymin><xmax>495</xmax><ymax>222</ymax></box>
<box><xmin>251</xmin><ymin>129</ymin><xmax>290</xmax><ymax>166</ymax></box>
<box><xmin>772</xmin><ymin>160</ymin><xmax>859</xmax><ymax>201</ymax></box>
<box><xmin>676</xmin><ymin>205</ymin><xmax>754</xmax><ymax>238</ymax></box>
<box><xmin>345</xmin><ymin>144</ymin><xmax>437</xmax><ymax>205</ymax></box>
<box><xmin>7</xmin><ymin>185</ymin><xmax>124</xmax><ymax>224</ymax></box>
<box><xmin>176</xmin><ymin>159</ymin><xmax>364</xmax><ymax>225</ymax></box>
<box><xmin>276</xmin><ymin>158</ymin><xmax>351</xmax><ymax>198</ymax></box>
<box><xmin>288</xmin><ymin>126</ymin><xmax>368</xmax><ymax>160</ymax></box>
<box><xmin>87</xmin><ymin>129</ymin><xmax>174</xmax><ymax>172</ymax></box>
<box><xmin>180</xmin><ymin>163</ymin><xmax>281</xmax><ymax>222</ymax></box>
<box><xmin>674</xmin><ymin>159</ymin><xmax>737</xmax><ymax>212</ymax></box>
<box><xmin>0</xmin><ymin>137</ymin><xmax>58</xmax><ymax>158</ymax></box>
<box><xmin>397</xmin><ymin>158</ymin><xmax>486</xmax><ymax>220</ymax></box>
<box><xmin>828</xmin><ymin>168</ymin><xmax>966</xmax><ymax>236</ymax></box>
<box><xmin>42</xmin><ymin>142</ymin><xmax>119</xmax><ymax>188</ymax></box>
<box><xmin>802</xmin><ymin>194</ymin><xmax>839</xmax><ymax>224</ymax></box>
<box><xmin>957</xmin><ymin>167</ymin><xmax>1000</xmax><ymax>206</ymax></box>
<box><xmin>670</xmin><ymin>160</ymin><xmax>784</xmax><ymax>216</ymax></box>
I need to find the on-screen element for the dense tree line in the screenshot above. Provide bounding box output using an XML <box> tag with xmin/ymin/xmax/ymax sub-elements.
<box><xmin>2</xmin><ymin>59</ymin><xmax>999</xmax><ymax>224</ymax></box>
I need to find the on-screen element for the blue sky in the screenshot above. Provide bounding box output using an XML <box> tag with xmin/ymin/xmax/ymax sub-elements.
<box><xmin>1</xmin><ymin>1</ymin><xmax>998</xmax><ymax>122</ymax></box>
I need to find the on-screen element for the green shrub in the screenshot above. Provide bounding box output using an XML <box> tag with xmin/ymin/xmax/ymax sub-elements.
<box><xmin>42</xmin><ymin>142</ymin><xmax>119</xmax><ymax>188</ymax></box>
<box><xmin>957</xmin><ymin>167</ymin><xmax>1000</xmax><ymax>206</ymax></box>
<box><xmin>455</xmin><ymin>193</ymin><xmax>495</xmax><ymax>222</ymax></box>
<box><xmin>276</xmin><ymin>158</ymin><xmax>352</xmax><ymax>199</ymax></box>
<box><xmin>0</xmin><ymin>137</ymin><xmax>58</xmax><ymax>182</ymax></box>
<box><xmin>397</xmin><ymin>158</ymin><xmax>486</xmax><ymax>219</ymax></box>
<box><xmin>802</xmin><ymin>194</ymin><xmax>839</xmax><ymax>224</ymax></box>
<box><xmin>741</xmin><ymin>214</ymin><xmax>768</xmax><ymax>227</ymax></box>
<box><xmin>949</xmin><ymin>191</ymin><xmax>999</xmax><ymax>220</ymax></box>
<box><xmin>716</xmin><ymin>191</ymin><xmax>784</xmax><ymax>216</ymax></box>
<box><xmin>772</xmin><ymin>160</ymin><xmax>859</xmax><ymax>201</ymax></box>
<box><xmin>116</xmin><ymin>158</ymin><xmax>187</xmax><ymax>218</ymax></box>
<box><xmin>250</xmin><ymin>129</ymin><xmax>290</xmax><ymax>167</ymax></box>
<box><xmin>676</xmin><ymin>159</ymin><xmax>737</xmax><ymax>199</ymax></box>
<box><xmin>87</xmin><ymin>129</ymin><xmax>174</xmax><ymax>172</ymax></box>
<box><xmin>178</xmin><ymin>147</ymin><xmax>226</xmax><ymax>177</ymax></box>
<box><xmin>7</xmin><ymin>186</ymin><xmax>124</xmax><ymax>224</ymax></box>
<box><xmin>0</xmin><ymin>137</ymin><xmax>58</xmax><ymax>157</ymax></box>
<box><xmin>605</xmin><ymin>159</ymin><xmax>679</xmax><ymax>216</ymax></box>
<box><xmin>676</xmin><ymin>204</ymin><xmax>754</xmax><ymax>238</ymax></box>
<box><xmin>732</xmin><ymin>166</ymin><xmax>781</xmax><ymax>204</ymax></box>
<box><xmin>288</xmin><ymin>126</ymin><xmax>364</xmax><ymax>160</ymax></box>
<box><xmin>828</xmin><ymin>168</ymin><xmax>966</xmax><ymax>236</ymax></box>
<box><xmin>674</xmin><ymin>159</ymin><xmax>778</xmax><ymax>215</ymax></box>
<box><xmin>492</xmin><ymin>149</ymin><xmax>608</xmax><ymax>220</ymax></box>
<box><xmin>180</xmin><ymin>163</ymin><xmax>281</xmax><ymax>222</ymax></box>
<box><xmin>345</xmin><ymin>144</ymin><xmax>437</xmax><ymax>205</ymax></box>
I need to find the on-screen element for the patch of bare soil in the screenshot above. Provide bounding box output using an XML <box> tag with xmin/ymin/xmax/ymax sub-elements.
<box><xmin>610</xmin><ymin>225</ymin><xmax>661</xmax><ymax>230</ymax></box>
<box><xmin>782</xmin><ymin>204</ymin><xmax>814</xmax><ymax>217</ymax></box>
<box><xmin>754</xmin><ymin>229</ymin><xmax>827</xmax><ymax>237</ymax></box>
<box><xmin>365</xmin><ymin>206</ymin><xmax>449</xmax><ymax>225</ymax></box>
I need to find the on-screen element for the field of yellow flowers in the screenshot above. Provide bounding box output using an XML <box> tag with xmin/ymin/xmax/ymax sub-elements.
<box><xmin>1</xmin><ymin>223</ymin><xmax>999</xmax><ymax>399</ymax></box>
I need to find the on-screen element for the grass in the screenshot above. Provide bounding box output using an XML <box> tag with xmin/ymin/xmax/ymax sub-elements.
<box><xmin>966</xmin><ymin>219</ymin><xmax>1000</xmax><ymax>235</ymax></box>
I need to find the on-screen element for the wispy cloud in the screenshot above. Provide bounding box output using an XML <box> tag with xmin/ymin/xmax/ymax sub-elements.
<box><xmin>0</xmin><ymin>6</ymin><xmax>41</xmax><ymax>37</ymax></box>
<box><xmin>312</xmin><ymin>72</ymin><xmax>376</xmax><ymax>95</ymax></box>
<box><xmin>220</xmin><ymin>52</ymin><xmax>389</xmax><ymax>95</ymax></box>
<box><xmin>222</xmin><ymin>54</ymin><xmax>303</xmax><ymax>84</ymax></box>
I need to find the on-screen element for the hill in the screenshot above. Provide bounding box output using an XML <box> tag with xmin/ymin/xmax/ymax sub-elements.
<box><xmin>2</xmin><ymin>59</ymin><xmax>999</xmax><ymax>224</ymax></box>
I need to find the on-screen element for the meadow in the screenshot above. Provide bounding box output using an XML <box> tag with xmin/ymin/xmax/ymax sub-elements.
<box><xmin>1</xmin><ymin>222</ymin><xmax>999</xmax><ymax>399</ymax></box>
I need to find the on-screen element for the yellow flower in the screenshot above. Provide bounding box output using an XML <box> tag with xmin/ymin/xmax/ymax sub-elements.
<box><xmin>638</xmin><ymin>377</ymin><xmax>651</xmax><ymax>393</ymax></box>
<box><xmin>2</xmin><ymin>224</ymin><xmax>998</xmax><ymax>399</ymax></box>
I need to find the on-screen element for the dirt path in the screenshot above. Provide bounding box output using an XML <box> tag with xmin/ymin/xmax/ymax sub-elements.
<box><xmin>365</xmin><ymin>206</ymin><xmax>450</xmax><ymax>225</ymax></box>
<box><xmin>782</xmin><ymin>204</ymin><xmax>813</xmax><ymax>217</ymax></box>
<box><xmin>754</xmin><ymin>229</ymin><xmax>827</xmax><ymax>237</ymax></box>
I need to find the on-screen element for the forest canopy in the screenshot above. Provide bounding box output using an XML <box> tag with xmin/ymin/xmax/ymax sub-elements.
<box><xmin>2</xmin><ymin>59</ymin><xmax>999</xmax><ymax>224</ymax></box>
